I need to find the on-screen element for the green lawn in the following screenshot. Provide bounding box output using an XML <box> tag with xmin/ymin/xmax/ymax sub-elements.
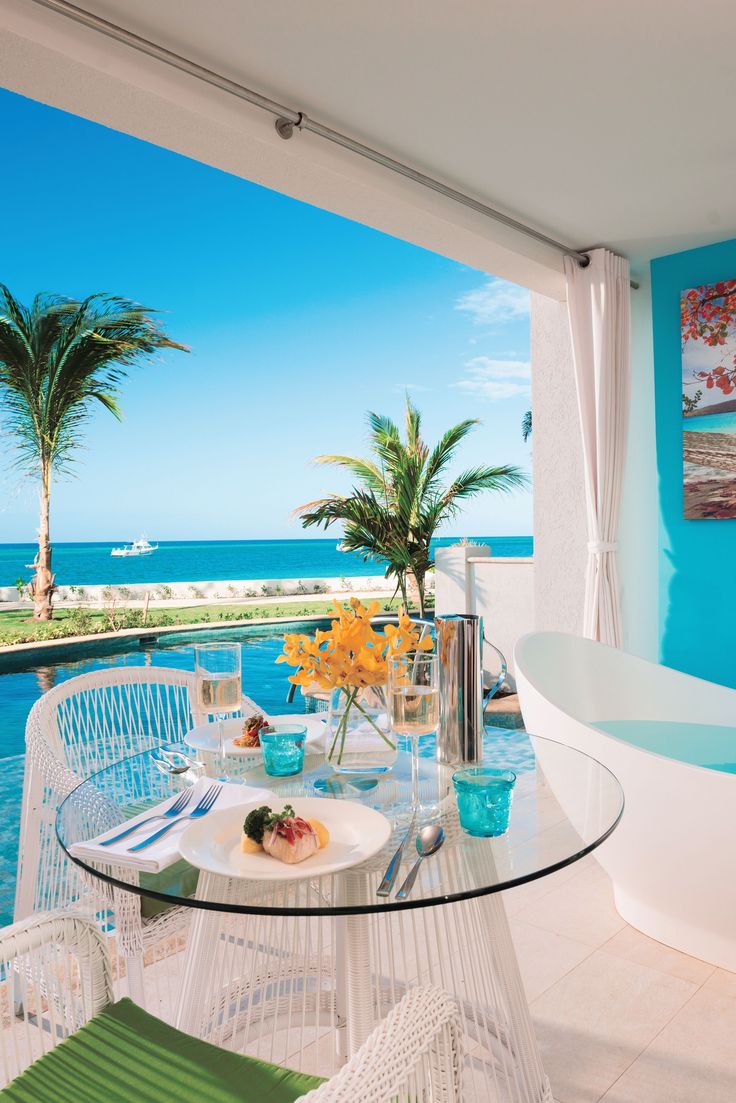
<box><xmin>0</xmin><ymin>596</ymin><xmax>418</xmax><ymax>647</ymax></box>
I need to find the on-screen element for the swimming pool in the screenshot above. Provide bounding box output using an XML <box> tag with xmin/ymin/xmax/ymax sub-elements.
<box><xmin>0</xmin><ymin>621</ymin><xmax>328</xmax><ymax>926</ymax></box>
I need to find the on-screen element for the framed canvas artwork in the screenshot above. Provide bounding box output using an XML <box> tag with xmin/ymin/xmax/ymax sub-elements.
<box><xmin>682</xmin><ymin>279</ymin><xmax>736</xmax><ymax>518</ymax></box>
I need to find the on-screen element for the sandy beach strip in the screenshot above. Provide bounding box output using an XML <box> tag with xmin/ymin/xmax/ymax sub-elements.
<box><xmin>683</xmin><ymin>431</ymin><xmax>736</xmax><ymax>474</ymax></box>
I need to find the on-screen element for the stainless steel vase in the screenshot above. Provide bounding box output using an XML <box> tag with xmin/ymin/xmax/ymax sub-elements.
<box><xmin>436</xmin><ymin>613</ymin><xmax>487</xmax><ymax>765</ymax></box>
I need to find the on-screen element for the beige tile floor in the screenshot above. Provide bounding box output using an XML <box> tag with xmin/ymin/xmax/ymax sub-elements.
<box><xmin>5</xmin><ymin>855</ymin><xmax>727</xmax><ymax>1101</ymax></box>
<box><xmin>505</xmin><ymin>855</ymin><xmax>736</xmax><ymax>1103</ymax></box>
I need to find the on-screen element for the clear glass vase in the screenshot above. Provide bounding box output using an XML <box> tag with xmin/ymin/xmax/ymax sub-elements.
<box><xmin>325</xmin><ymin>685</ymin><xmax>397</xmax><ymax>774</ymax></box>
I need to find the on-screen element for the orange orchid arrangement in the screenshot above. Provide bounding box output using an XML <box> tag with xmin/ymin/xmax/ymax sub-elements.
<box><xmin>277</xmin><ymin>598</ymin><xmax>433</xmax><ymax>692</ymax></box>
<box><xmin>277</xmin><ymin>598</ymin><xmax>434</xmax><ymax>765</ymax></box>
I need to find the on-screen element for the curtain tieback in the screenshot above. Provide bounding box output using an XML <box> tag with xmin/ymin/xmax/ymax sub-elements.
<box><xmin>587</xmin><ymin>541</ymin><xmax>618</xmax><ymax>554</ymax></box>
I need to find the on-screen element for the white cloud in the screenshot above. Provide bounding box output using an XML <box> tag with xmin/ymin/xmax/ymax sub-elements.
<box><xmin>455</xmin><ymin>279</ymin><xmax>530</xmax><ymax>326</ymax></box>
<box><xmin>453</xmin><ymin>357</ymin><xmax>531</xmax><ymax>401</ymax></box>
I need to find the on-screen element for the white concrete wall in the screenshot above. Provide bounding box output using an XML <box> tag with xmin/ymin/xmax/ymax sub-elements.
<box><xmin>435</xmin><ymin>546</ymin><xmax>534</xmax><ymax>684</ymax></box>
<box><xmin>530</xmin><ymin>292</ymin><xmax>588</xmax><ymax>635</ymax></box>
<box><xmin>433</xmin><ymin>545</ymin><xmax>490</xmax><ymax>616</ymax></box>
<box><xmin>0</xmin><ymin>574</ymin><xmax>403</xmax><ymax>605</ymax></box>
<box><xmin>618</xmin><ymin>277</ymin><xmax>658</xmax><ymax>660</ymax></box>
<box><xmin>468</xmin><ymin>557</ymin><xmax>535</xmax><ymax>682</ymax></box>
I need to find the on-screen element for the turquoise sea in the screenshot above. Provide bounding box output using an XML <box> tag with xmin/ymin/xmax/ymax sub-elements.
<box><xmin>684</xmin><ymin>411</ymin><xmax>736</xmax><ymax>433</ymax></box>
<box><xmin>0</xmin><ymin>536</ymin><xmax>533</xmax><ymax>587</ymax></box>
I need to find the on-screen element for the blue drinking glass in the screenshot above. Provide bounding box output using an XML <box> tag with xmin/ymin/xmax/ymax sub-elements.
<box><xmin>260</xmin><ymin>725</ymin><xmax>307</xmax><ymax>777</ymax></box>
<box><xmin>452</xmin><ymin>767</ymin><xmax>516</xmax><ymax>837</ymax></box>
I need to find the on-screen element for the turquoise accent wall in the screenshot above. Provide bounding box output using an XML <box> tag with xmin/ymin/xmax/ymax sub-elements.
<box><xmin>652</xmin><ymin>238</ymin><xmax>736</xmax><ymax>687</ymax></box>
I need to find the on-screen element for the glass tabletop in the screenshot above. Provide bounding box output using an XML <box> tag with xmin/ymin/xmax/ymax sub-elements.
<box><xmin>56</xmin><ymin>729</ymin><xmax>623</xmax><ymax>916</ymax></box>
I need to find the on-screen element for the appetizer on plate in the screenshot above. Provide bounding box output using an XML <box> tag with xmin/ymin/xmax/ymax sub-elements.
<box><xmin>242</xmin><ymin>804</ymin><xmax>329</xmax><ymax>864</ymax></box>
<box><xmin>234</xmin><ymin>714</ymin><xmax>272</xmax><ymax>748</ymax></box>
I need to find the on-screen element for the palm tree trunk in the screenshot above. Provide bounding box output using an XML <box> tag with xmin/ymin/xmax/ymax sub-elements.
<box><xmin>31</xmin><ymin>473</ymin><xmax>55</xmax><ymax>621</ymax></box>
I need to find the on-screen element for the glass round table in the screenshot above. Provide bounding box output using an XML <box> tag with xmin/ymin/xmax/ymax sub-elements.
<box><xmin>58</xmin><ymin>728</ymin><xmax>623</xmax><ymax>1102</ymax></box>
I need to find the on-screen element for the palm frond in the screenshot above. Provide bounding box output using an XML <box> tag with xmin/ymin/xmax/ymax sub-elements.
<box><xmin>0</xmin><ymin>287</ymin><xmax>188</xmax><ymax>479</ymax></box>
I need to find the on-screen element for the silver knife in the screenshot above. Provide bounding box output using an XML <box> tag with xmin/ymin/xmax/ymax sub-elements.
<box><xmin>376</xmin><ymin>812</ymin><xmax>417</xmax><ymax>897</ymax></box>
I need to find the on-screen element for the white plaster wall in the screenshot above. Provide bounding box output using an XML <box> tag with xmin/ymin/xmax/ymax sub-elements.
<box><xmin>618</xmin><ymin>277</ymin><xmax>658</xmax><ymax>660</ymax></box>
<box><xmin>0</xmin><ymin>575</ymin><xmax>402</xmax><ymax>605</ymax></box>
<box><xmin>530</xmin><ymin>292</ymin><xmax>588</xmax><ymax>635</ymax></box>
<box><xmin>468</xmin><ymin>557</ymin><xmax>535</xmax><ymax>681</ymax></box>
<box><xmin>434</xmin><ymin>547</ymin><xmax>534</xmax><ymax>683</ymax></box>
<box><xmin>434</xmin><ymin>545</ymin><xmax>490</xmax><ymax>616</ymax></box>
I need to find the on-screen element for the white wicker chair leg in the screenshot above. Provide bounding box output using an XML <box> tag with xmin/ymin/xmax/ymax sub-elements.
<box><xmin>0</xmin><ymin>912</ymin><xmax>113</xmax><ymax>1088</ymax></box>
<box><xmin>15</xmin><ymin>666</ymin><xmax>220</xmax><ymax>1012</ymax></box>
<box><xmin>298</xmin><ymin>985</ymin><xmax>463</xmax><ymax>1103</ymax></box>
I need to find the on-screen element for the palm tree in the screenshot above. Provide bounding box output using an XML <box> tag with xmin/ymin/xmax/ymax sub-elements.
<box><xmin>296</xmin><ymin>396</ymin><xmax>527</xmax><ymax>616</ymax></box>
<box><xmin>0</xmin><ymin>287</ymin><xmax>188</xmax><ymax>620</ymax></box>
<box><xmin>522</xmin><ymin>409</ymin><xmax>532</xmax><ymax>442</ymax></box>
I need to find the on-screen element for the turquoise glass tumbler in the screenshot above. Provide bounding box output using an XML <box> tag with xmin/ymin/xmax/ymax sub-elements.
<box><xmin>452</xmin><ymin>767</ymin><xmax>516</xmax><ymax>837</ymax></box>
<box><xmin>260</xmin><ymin>725</ymin><xmax>307</xmax><ymax>777</ymax></box>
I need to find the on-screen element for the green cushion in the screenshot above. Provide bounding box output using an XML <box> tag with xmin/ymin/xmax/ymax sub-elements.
<box><xmin>1</xmin><ymin>998</ymin><xmax>326</xmax><ymax>1102</ymax></box>
<box><xmin>139</xmin><ymin>859</ymin><xmax>200</xmax><ymax>919</ymax></box>
<box><xmin>119</xmin><ymin>801</ymin><xmax>200</xmax><ymax>918</ymax></box>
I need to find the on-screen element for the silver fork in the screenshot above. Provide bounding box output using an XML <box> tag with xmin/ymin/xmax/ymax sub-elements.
<box><xmin>127</xmin><ymin>784</ymin><xmax>222</xmax><ymax>852</ymax></box>
<box><xmin>99</xmin><ymin>789</ymin><xmax>192</xmax><ymax>846</ymax></box>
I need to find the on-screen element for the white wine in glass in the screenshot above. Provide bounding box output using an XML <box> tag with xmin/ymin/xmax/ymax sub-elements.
<box><xmin>388</xmin><ymin>652</ymin><xmax>439</xmax><ymax>813</ymax></box>
<box><xmin>194</xmin><ymin>642</ymin><xmax>242</xmax><ymax>781</ymax></box>
<box><xmin>196</xmin><ymin>674</ymin><xmax>241</xmax><ymax>713</ymax></box>
<box><xmin>389</xmin><ymin>685</ymin><xmax>439</xmax><ymax>736</ymax></box>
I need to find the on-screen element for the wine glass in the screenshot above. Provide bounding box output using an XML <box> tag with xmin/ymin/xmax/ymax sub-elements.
<box><xmin>388</xmin><ymin>651</ymin><xmax>439</xmax><ymax>814</ymax></box>
<box><xmin>194</xmin><ymin>642</ymin><xmax>242</xmax><ymax>782</ymax></box>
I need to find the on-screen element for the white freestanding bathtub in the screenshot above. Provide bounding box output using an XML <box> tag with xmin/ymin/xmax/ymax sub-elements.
<box><xmin>515</xmin><ymin>631</ymin><xmax>736</xmax><ymax>970</ymax></box>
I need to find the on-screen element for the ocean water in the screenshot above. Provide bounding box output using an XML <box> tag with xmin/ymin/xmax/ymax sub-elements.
<box><xmin>683</xmin><ymin>412</ymin><xmax>736</xmax><ymax>433</ymax></box>
<box><xmin>0</xmin><ymin>536</ymin><xmax>532</xmax><ymax>587</ymax></box>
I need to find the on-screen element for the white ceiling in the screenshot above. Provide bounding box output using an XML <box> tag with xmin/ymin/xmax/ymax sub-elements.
<box><xmin>66</xmin><ymin>0</ymin><xmax>736</xmax><ymax>267</ymax></box>
<box><xmin>4</xmin><ymin>0</ymin><xmax>736</xmax><ymax>286</ymax></box>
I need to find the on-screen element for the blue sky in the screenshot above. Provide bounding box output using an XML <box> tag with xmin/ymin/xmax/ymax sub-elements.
<box><xmin>0</xmin><ymin>88</ymin><xmax>532</xmax><ymax>542</ymax></box>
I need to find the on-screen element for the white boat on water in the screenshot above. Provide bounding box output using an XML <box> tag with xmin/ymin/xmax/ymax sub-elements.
<box><xmin>336</xmin><ymin>541</ymin><xmax>348</xmax><ymax>551</ymax></box>
<box><xmin>111</xmin><ymin>536</ymin><xmax>158</xmax><ymax>558</ymax></box>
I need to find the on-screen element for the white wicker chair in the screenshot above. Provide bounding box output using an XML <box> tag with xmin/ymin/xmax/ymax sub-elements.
<box><xmin>0</xmin><ymin>912</ymin><xmax>463</xmax><ymax>1102</ymax></box>
<box><xmin>14</xmin><ymin>665</ymin><xmax>210</xmax><ymax>1007</ymax></box>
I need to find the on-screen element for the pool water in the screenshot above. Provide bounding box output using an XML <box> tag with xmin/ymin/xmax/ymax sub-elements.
<box><xmin>0</xmin><ymin>622</ymin><xmax>327</xmax><ymax>926</ymax></box>
<box><xmin>0</xmin><ymin>622</ymin><xmax>534</xmax><ymax>928</ymax></box>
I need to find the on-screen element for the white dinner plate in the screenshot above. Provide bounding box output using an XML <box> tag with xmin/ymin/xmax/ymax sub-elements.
<box><xmin>184</xmin><ymin>714</ymin><xmax>326</xmax><ymax>757</ymax></box>
<box><xmin>178</xmin><ymin>796</ymin><xmax>392</xmax><ymax>881</ymax></box>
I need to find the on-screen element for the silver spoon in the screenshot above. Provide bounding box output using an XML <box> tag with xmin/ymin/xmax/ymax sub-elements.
<box><xmin>395</xmin><ymin>824</ymin><xmax>445</xmax><ymax>900</ymax></box>
<box><xmin>150</xmin><ymin>748</ymin><xmax>194</xmax><ymax>776</ymax></box>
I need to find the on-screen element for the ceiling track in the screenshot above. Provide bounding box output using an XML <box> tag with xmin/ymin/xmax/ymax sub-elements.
<box><xmin>27</xmin><ymin>0</ymin><xmax>638</xmax><ymax>287</ymax></box>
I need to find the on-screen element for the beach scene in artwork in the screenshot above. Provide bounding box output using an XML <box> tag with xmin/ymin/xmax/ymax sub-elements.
<box><xmin>681</xmin><ymin>278</ymin><xmax>736</xmax><ymax>518</ymax></box>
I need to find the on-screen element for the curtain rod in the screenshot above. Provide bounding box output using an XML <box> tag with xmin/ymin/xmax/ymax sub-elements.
<box><xmin>29</xmin><ymin>0</ymin><xmax>638</xmax><ymax>286</ymax></box>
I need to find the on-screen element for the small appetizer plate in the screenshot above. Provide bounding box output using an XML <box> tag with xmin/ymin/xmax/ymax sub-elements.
<box><xmin>184</xmin><ymin>714</ymin><xmax>326</xmax><ymax>758</ymax></box>
<box><xmin>179</xmin><ymin>797</ymin><xmax>392</xmax><ymax>881</ymax></box>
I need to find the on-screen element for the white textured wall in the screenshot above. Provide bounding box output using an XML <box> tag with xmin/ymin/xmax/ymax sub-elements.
<box><xmin>434</xmin><ymin>545</ymin><xmax>490</xmax><ymax>616</ymax></box>
<box><xmin>434</xmin><ymin>547</ymin><xmax>534</xmax><ymax>684</ymax></box>
<box><xmin>530</xmin><ymin>292</ymin><xmax>588</xmax><ymax>634</ymax></box>
<box><xmin>618</xmin><ymin>277</ymin><xmax>658</xmax><ymax>660</ymax></box>
<box><xmin>468</xmin><ymin>557</ymin><xmax>534</xmax><ymax>682</ymax></box>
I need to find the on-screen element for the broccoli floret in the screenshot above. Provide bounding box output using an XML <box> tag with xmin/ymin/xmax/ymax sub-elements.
<box><xmin>243</xmin><ymin>805</ymin><xmax>272</xmax><ymax>843</ymax></box>
<box><xmin>244</xmin><ymin>804</ymin><xmax>297</xmax><ymax>843</ymax></box>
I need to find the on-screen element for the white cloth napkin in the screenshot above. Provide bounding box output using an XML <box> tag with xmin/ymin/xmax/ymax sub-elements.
<box><xmin>70</xmin><ymin>778</ymin><xmax>273</xmax><ymax>874</ymax></box>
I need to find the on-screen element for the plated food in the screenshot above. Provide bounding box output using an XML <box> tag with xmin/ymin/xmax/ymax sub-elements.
<box><xmin>241</xmin><ymin>803</ymin><xmax>330</xmax><ymax>863</ymax></box>
<box><xmin>179</xmin><ymin>796</ymin><xmax>392</xmax><ymax>882</ymax></box>
<box><xmin>234</xmin><ymin>714</ymin><xmax>272</xmax><ymax>748</ymax></box>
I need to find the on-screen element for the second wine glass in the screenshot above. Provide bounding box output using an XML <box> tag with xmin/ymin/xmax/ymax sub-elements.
<box><xmin>194</xmin><ymin>642</ymin><xmax>242</xmax><ymax>782</ymax></box>
<box><xmin>388</xmin><ymin>651</ymin><xmax>439</xmax><ymax>815</ymax></box>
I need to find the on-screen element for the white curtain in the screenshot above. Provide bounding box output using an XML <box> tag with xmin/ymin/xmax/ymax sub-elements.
<box><xmin>563</xmin><ymin>248</ymin><xmax>631</xmax><ymax>647</ymax></box>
